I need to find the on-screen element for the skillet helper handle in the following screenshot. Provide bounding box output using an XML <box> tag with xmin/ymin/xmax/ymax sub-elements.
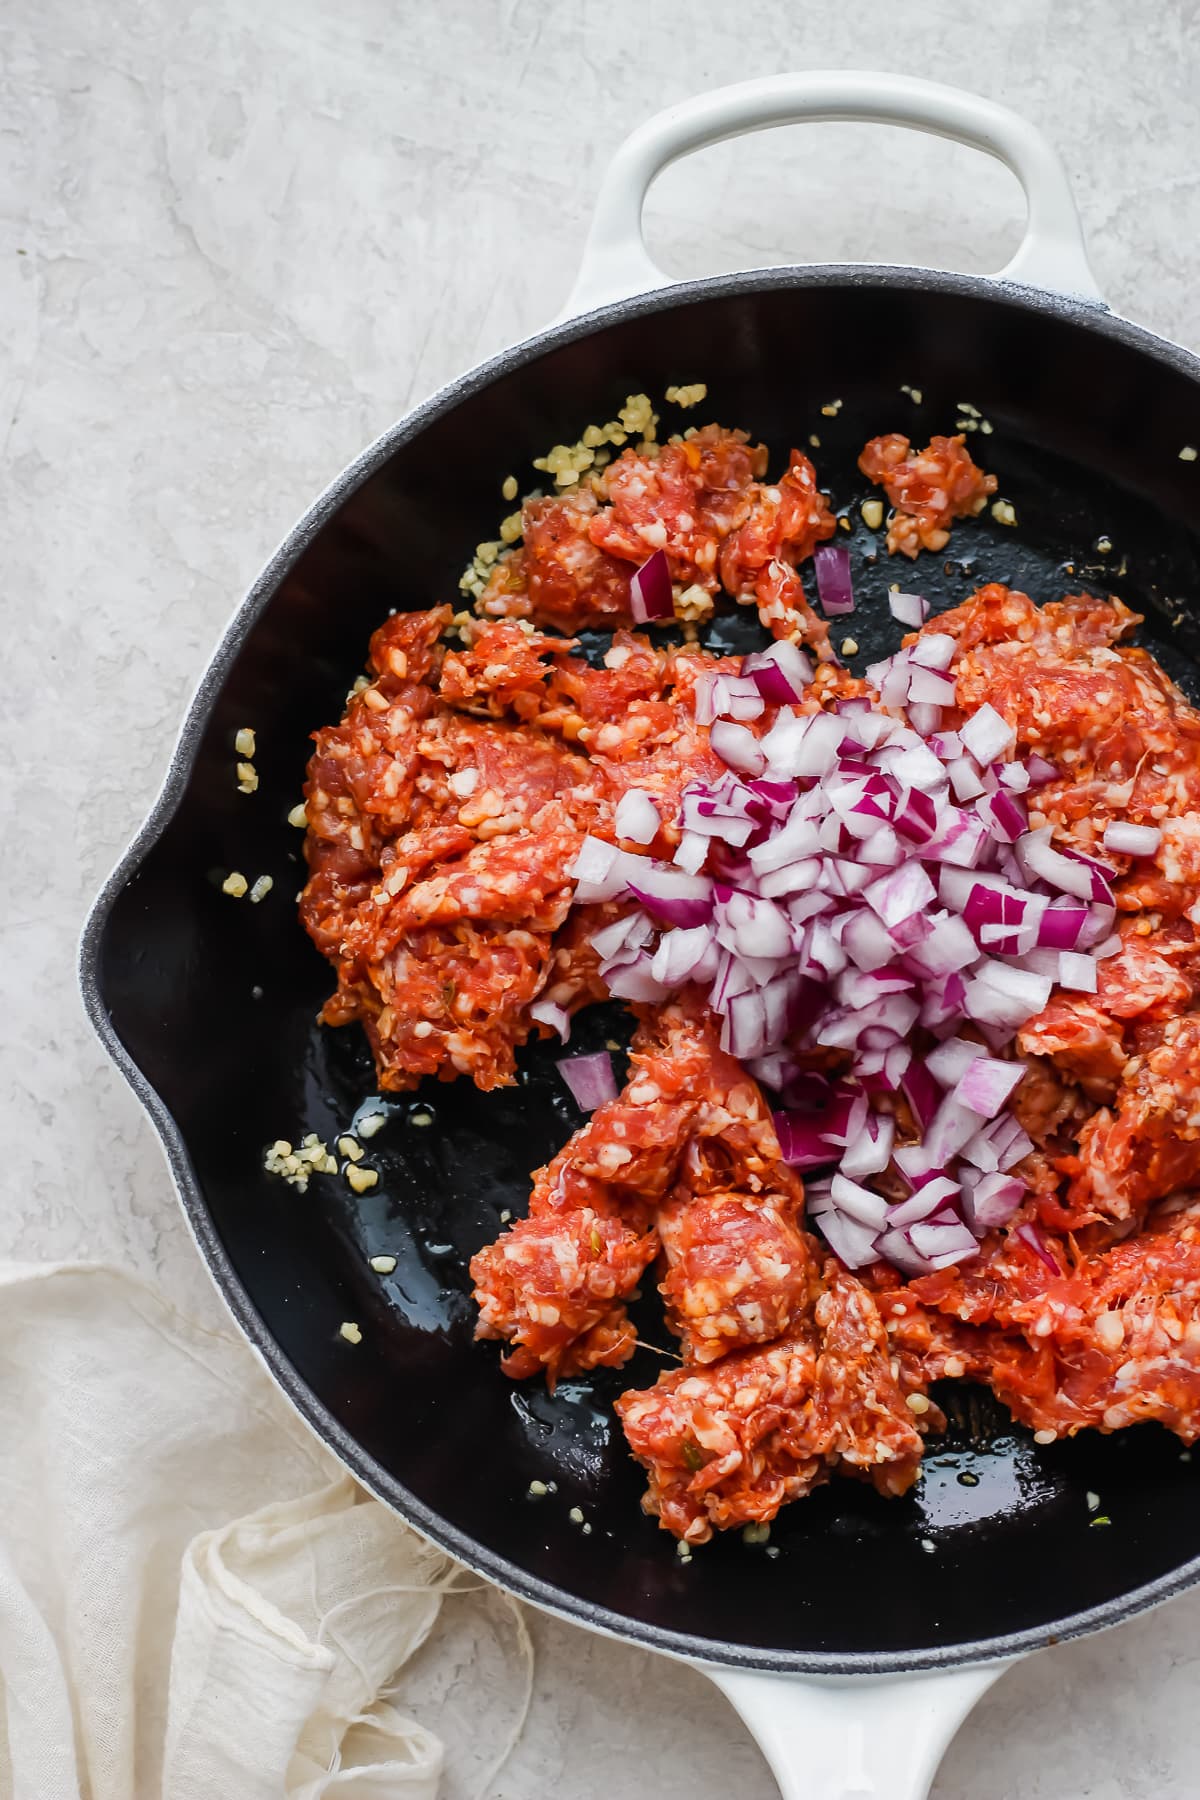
<box><xmin>559</xmin><ymin>70</ymin><xmax>1103</xmax><ymax>318</ymax></box>
<box><xmin>705</xmin><ymin>1662</ymin><xmax>1014</xmax><ymax>1800</ymax></box>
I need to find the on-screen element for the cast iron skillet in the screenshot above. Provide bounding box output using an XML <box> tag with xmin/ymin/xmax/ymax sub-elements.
<box><xmin>81</xmin><ymin>74</ymin><xmax>1200</xmax><ymax>1799</ymax></box>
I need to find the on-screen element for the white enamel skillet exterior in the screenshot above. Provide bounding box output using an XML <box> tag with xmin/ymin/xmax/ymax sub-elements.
<box><xmin>547</xmin><ymin>69</ymin><xmax>1106</xmax><ymax>1800</ymax></box>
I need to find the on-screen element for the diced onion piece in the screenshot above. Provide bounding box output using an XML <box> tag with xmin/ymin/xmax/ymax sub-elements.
<box><xmin>708</xmin><ymin>674</ymin><xmax>766</xmax><ymax>722</ymax></box>
<box><xmin>976</xmin><ymin>790</ymin><xmax>1027</xmax><ymax>844</ymax></box>
<box><xmin>614</xmin><ymin>789</ymin><xmax>660</xmax><ymax>844</ymax></box>
<box><xmin>1038</xmin><ymin>902</ymin><xmax>1089</xmax><ymax>949</ymax></box>
<box><xmin>1015</xmin><ymin>1221</ymin><xmax>1060</xmax><ymax>1275</ymax></box>
<box><xmin>557</xmin><ymin>1052</ymin><xmax>617</xmax><ymax>1111</ymax></box>
<box><xmin>1024</xmin><ymin>754</ymin><xmax>1060</xmax><ymax>787</ymax></box>
<box><xmin>1059</xmin><ymin>950</ymin><xmax>1099</xmax><ymax>991</ymax></box>
<box><xmin>774</xmin><ymin>1111</ymin><xmax>839</xmax><ymax>1170</ymax></box>
<box><xmin>951</xmin><ymin>1055</ymin><xmax>1025</xmax><ymax>1119</ymax></box>
<box><xmin>901</xmin><ymin>1059</ymin><xmax>941</xmax><ymax>1130</ymax></box>
<box><xmin>627</xmin><ymin>867</ymin><xmax>714</xmax><ymax>928</ymax></box>
<box><xmin>650</xmin><ymin>924</ymin><xmax>720</xmax><ymax>989</ymax></box>
<box><xmin>908</xmin><ymin>666</ymin><xmax>957</xmax><ymax>707</ymax></box>
<box><xmin>875</xmin><ymin>1228</ymin><xmax>936</xmax><ymax>1276</ymax></box>
<box><xmin>889</xmin><ymin>590</ymin><xmax>929</xmax><ymax>628</ymax></box>
<box><xmin>569</xmin><ymin>836</ymin><xmax>643</xmax><ymax>902</ymax></box>
<box><xmin>946</xmin><ymin>757</ymin><xmax>985</xmax><ymax>802</ymax></box>
<box><xmin>816</xmin><ymin>1209</ymin><xmax>880</xmax><ymax>1270</ymax></box>
<box><xmin>814</xmin><ymin>544</ymin><xmax>856</xmax><ymax>614</ymax></box>
<box><xmin>829</xmin><ymin>1172</ymin><xmax>890</xmax><ymax>1230</ymax></box>
<box><xmin>925</xmin><ymin>1036</ymin><xmax>986</xmax><ymax>1087</ymax></box>
<box><xmin>629</xmin><ymin>549</ymin><xmax>673</xmax><ymax>623</ymax></box>
<box><xmin>960</xmin><ymin>703</ymin><xmax>1015</xmax><ymax>765</ymax></box>
<box><xmin>864</xmin><ymin>861</ymin><xmax>937</xmax><ymax>929</ymax></box>
<box><xmin>963</xmin><ymin>960</ymin><xmax>1052</xmax><ymax>1029</ymax></box>
<box><xmin>961</xmin><ymin>1171</ymin><xmax>1026</xmax><ymax>1231</ymax></box>
<box><xmin>906</xmin><ymin>701</ymin><xmax>942</xmax><ymax>739</ymax></box>
<box><xmin>710</xmin><ymin>719</ymin><xmax>767</xmax><ymax>777</ymax></box>
<box><xmin>743</xmin><ymin>640</ymin><xmax>813</xmax><ymax>701</ymax></box>
<box><xmin>909</xmin><ymin>632</ymin><xmax>955</xmax><ymax>671</ymax></box>
<box><xmin>590</xmin><ymin>911</ymin><xmax>653</xmax><ymax>962</ymax></box>
<box><xmin>1016</xmin><ymin>827</ymin><xmax>1109</xmax><ymax>902</ymax></box>
<box><xmin>1102</xmin><ymin>821</ymin><xmax>1162</xmax><ymax>857</ymax></box>
<box><xmin>530</xmin><ymin>1000</ymin><xmax>570</xmax><ymax>1041</ymax></box>
<box><xmin>998</xmin><ymin>761</ymin><xmax>1031</xmax><ymax>793</ymax></box>
<box><xmin>839</xmin><ymin>1112</ymin><xmax>895</xmax><ymax>1180</ymax></box>
<box><xmin>887</xmin><ymin>1177</ymin><xmax>960</xmax><ymax>1228</ymax></box>
<box><xmin>674</xmin><ymin>831</ymin><xmax>709</xmax><ymax>875</ymax></box>
<box><xmin>907</xmin><ymin>1218</ymin><xmax>981</xmax><ymax>1263</ymax></box>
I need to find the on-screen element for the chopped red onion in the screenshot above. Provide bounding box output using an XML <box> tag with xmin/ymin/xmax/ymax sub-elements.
<box><xmin>908</xmin><ymin>666</ymin><xmax>957</xmax><ymax>707</ymax></box>
<box><xmin>839</xmin><ymin>1112</ymin><xmax>895</xmax><ymax>1180</ymax></box>
<box><xmin>710</xmin><ymin>719</ymin><xmax>767</xmax><ymax>777</ymax></box>
<box><xmin>887</xmin><ymin>1177</ymin><xmax>961</xmax><ymax>1228</ymax></box>
<box><xmin>557</xmin><ymin>1052</ymin><xmax>617</xmax><ymax>1111</ymax></box>
<box><xmin>961</xmin><ymin>1171</ymin><xmax>1025</xmax><ymax>1231</ymax></box>
<box><xmin>743</xmin><ymin>640</ymin><xmax>813</xmax><ymax>702</ymax></box>
<box><xmin>614</xmin><ymin>789</ymin><xmax>661</xmax><ymax>845</ymax></box>
<box><xmin>1016</xmin><ymin>827</ymin><xmax>1103</xmax><ymax>902</ymax></box>
<box><xmin>906</xmin><ymin>701</ymin><xmax>943</xmax><ymax>739</ymax></box>
<box><xmin>829</xmin><ymin>1172</ymin><xmax>890</xmax><ymax>1230</ymax></box>
<box><xmin>569</xmin><ymin>836</ymin><xmax>645</xmax><ymax>902</ymax></box>
<box><xmin>530</xmin><ymin>999</ymin><xmax>571</xmax><ymax>1041</ymax></box>
<box><xmin>602</xmin><ymin>957</ymin><xmax>670</xmax><ymax>1003</ymax></box>
<box><xmin>951</xmin><ymin>1055</ymin><xmax>1025</xmax><ymax>1119</ymax></box>
<box><xmin>650</xmin><ymin>923</ymin><xmax>720</xmax><ymax>988</ymax></box>
<box><xmin>629</xmin><ymin>549</ymin><xmax>673</xmax><ymax>624</ymax></box>
<box><xmin>1102</xmin><ymin>821</ymin><xmax>1162</xmax><ymax>857</ymax></box>
<box><xmin>887</xmin><ymin>740</ymin><xmax>948</xmax><ymax>793</ymax></box>
<box><xmin>998</xmin><ymin>761</ymin><xmax>1031</xmax><ymax>794</ymax></box>
<box><xmin>773</xmin><ymin>1118</ymin><xmax>837</xmax><ymax>1171</ymax></box>
<box><xmin>963</xmin><ymin>960</ymin><xmax>1052</xmax><ymax>1029</ymax></box>
<box><xmin>626</xmin><ymin>867</ymin><xmax>713</xmax><ymax>928</ymax></box>
<box><xmin>1058</xmin><ymin>950</ymin><xmax>1099</xmax><ymax>991</ymax></box>
<box><xmin>901</xmin><ymin>1058</ymin><xmax>942</xmax><ymax>1130</ymax></box>
<box><xmin>905</xmin><ymin>912</ymin><xmax>980</xmax><ymax>977</ymax></box>
<box><xmin>706</xmin><ymin>673</ymin><xmax>766</xmax><ymax>722</ymax></box>
<box><xmin>864</xmin><ymin>861</ymin><xmax>936</xmax><ymax>929</ymax></box>
<box><xmin>674</xmin><ymin>831</ymin><xmax>709</xmax><ymax>875</ymax></box>
<box><xmin>1015</xmin><ymin>1221</ymin><xmax>1059</xmax><ymax>1276</ymax></box>
<box><xmin>1037</xmin><ymin>902</ymin><xmax>1088</xmax><ymax>949</ymax></box>
<box><xmin>888</xmin><ymin>590</ymin><xmax>929</xmax><ymax>628</ymax></box>
<box><xmin>1024</xmin><ymin>754</ymin><xmax>1060</xmax><ymax>788</ymax></box>
<box><xmin>925</xmin><ymin>1036</ymin><xmax>985</xmax><ymax>1087</ymax></box>
<box><xmin>960</xmin><ymin>703</ymin><xmax>1016</xmax><ymax>765</ymax></box>
<box><xmin>976</xmin><ymin>790</ymin><xmax>1027</xmax><ymax>844</ymax></box>
<box><xmin>816</xmin><ymin>1209</ymin><xmax>880</xmax><ymax>1271</ymax></box>
<box><xmin>590</xmin><ymin>912</ymin><xmax>654</xmax><ymax>962</ymax></box>
<box><xmin>908</xmin><ymin>1218</ymin><xmax>980</xmax><ymax>1262</ymax></box>
<box><xmin>875</xmin><ymin>1228</ymin><xmax>936</xmax><ymax>1276</ymax></box>
<box><xmin>714</xmin><ymin>886</ymin><xmax>793</xmax><ymax>960</ymax></box>
<box><xmin>909</xmin><ymin>632</ymin><xmax>955</xmax><ymax>671</ymax></box>
<box><xmin>814</xmin><ymin>544</ymin><xmax>856</xmax><ymax>615</ymax></box>
<box><xmin>581</xmin><ymin>656</ymin><xmax>1120</xmax><ymax>1277</ymax></box>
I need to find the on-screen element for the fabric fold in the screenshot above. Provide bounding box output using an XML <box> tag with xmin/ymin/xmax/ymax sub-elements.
<box><xmin>0</xmin><ymin>1262</ymin><xmax>456</xmax><ymax>1800</ymax></box>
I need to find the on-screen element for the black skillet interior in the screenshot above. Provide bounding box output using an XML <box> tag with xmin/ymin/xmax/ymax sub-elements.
<box><xmin>88</xmin><ymin>272</ymin><xmax>1200</xmax><ymax>1673</ymax></box>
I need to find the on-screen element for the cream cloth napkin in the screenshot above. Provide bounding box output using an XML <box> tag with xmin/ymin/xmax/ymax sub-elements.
<box><xmin>0</xmin><ymin>1261</ymin><xmax>524</xmax><ymax>1800</ymax></box>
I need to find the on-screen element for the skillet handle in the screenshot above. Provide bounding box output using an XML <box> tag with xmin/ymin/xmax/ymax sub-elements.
<box><xmin>702</xmin><ymin>1660</ymin><xmax>1016</xmax><ymax>1800</ymax></box>
<box><xmin>558</xmin><ymin>71</ymin><xmax>1103</xmax><ymax>318</ymax></box>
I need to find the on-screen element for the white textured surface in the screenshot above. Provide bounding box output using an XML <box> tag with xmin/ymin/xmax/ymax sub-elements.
<box><xmin>3</xmin><ymin>1</ymin><xmax>1200</xmax><ymax>1793</ymax></box>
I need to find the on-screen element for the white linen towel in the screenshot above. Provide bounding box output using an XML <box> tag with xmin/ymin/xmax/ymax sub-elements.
<box><xmin>0</xmin><ymin>1261</ymin><xmax>524</xmax><ymax>1800</ymax></box>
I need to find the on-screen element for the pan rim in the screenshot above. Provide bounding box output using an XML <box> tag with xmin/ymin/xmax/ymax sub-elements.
<box><xmin>80</xmin><ymin>260</ymin><xmax>1200</xmax><ymax>1674</ymax></box>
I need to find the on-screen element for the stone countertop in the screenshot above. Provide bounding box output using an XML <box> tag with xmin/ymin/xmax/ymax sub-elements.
<box><xmin>4</xmin><ymin>0</ymin><xmax>1200</xmax><ymax>1793</ymax></box>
